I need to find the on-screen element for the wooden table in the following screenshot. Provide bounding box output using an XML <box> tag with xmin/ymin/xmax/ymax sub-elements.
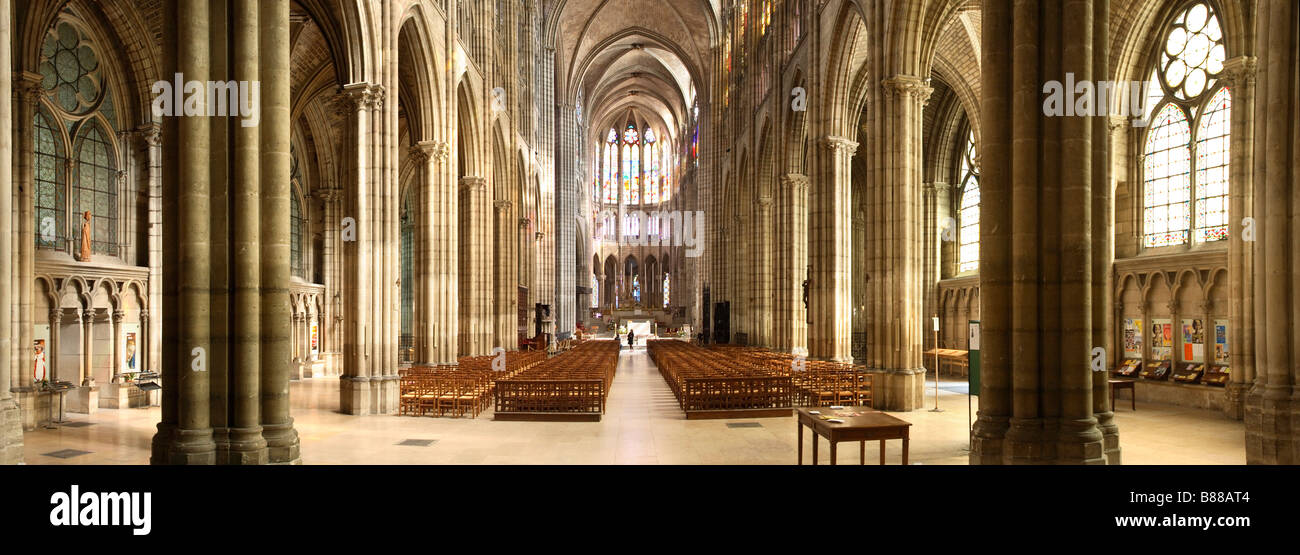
<box><xmin>796</xmin><ymin>406</ymin><xmax>912</xmax><ymax>465</ymax></box>
<box><xmin>922</xmin><ymin>348</ymin><xmax>970</xmax><ymax>377</ymax></box>
<box><xmin>1109</xmin><ymin>379</ymin><xmax>1136</xmax><ymax>411</ymax></box>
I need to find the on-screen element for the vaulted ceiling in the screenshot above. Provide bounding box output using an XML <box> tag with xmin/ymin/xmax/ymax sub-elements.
<box><xmin>549</xmin><ymin>0</ymin><xmax>718</xmax><ymax>143</ymax></box>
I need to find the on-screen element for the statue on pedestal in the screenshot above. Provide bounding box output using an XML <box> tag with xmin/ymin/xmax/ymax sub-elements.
<box><xmin>78</xmin><ymin>211</ymin><xmax>93</xmax><ymax>261</ymax></box>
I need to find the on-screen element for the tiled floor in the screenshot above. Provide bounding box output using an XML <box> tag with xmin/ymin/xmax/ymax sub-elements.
<box><xmin>21</xmin><ymin>344</ymin><xmax>1247</xmax><ymax>465</ymax></box>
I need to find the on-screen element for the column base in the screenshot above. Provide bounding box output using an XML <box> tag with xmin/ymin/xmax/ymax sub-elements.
<box><xmin>218</xmin><ymin>427</ymin><xmax>269</xmax><ymax>465</ymax></box>
<box><xmin>339</xmin><ymin>376</ymin><xmax>371</xmax><ymax>415</ymax></box>
<box><xmin>150</xmin><ymin>424</ymin><xmax>217</xmax><ymax>465</ymax></box>
<box><xmin>263</xmin><ymin>420</ymin><xmax>301</xmax><ymax>464</ymax></box>
<box><xmin>369</xmin><ymin>376</ymin><xmax>399</xmax><ymax>415</ymax></box>
<box><xmin>1097</xmin><ymin>411</ymin><xmax>1122</xmax><ymax>465</ymax></box>
<box><xmin>1054</xmin><ymin>418</ymin><xmax>1107</xmax><ymax>465</ymax></box>
<box><xmin>969</xmin><ymin>414</ymin><xmax>1008</xmax><ymax>465</ymax></box>
<box><xmin>1</xmin><ymin>399</ymin><xmax>24</xmax><ymax>465</ymax></box>
<box><xmin>1244</xmin><ymin>386</ymin><xmax>1298</xmax><ymax>464</ymax></box>
<box><xmin>867</xmin><ymin>367</ymin><xmax>926</xmax><ymax>411</ymax></box>
<box><xmin>97</xmin><ymin>383</ymin><xmax>158</xmax><ymax>409</ymax></box>
<box><xmin>66</xmin><ymin>385</ymin><xmax>99</xmax><ymax>415</ymax></box>
<box><xmin>1222</xmin><ymin>381</ymin><xmax>1249</xmax><ymax>420</ymax></box>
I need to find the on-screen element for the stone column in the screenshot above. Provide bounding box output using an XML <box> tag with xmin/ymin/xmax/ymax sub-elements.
<box><xmin>139</xmin><ymin>310</ymin><xmax>150</xmax><ymax>376</ymax></box>
<box><xmin>153</xmin><ymin>0</ymin><xmax>217</xmax><ymax>465</ymax></box>
<box><xmin>495</xmin><ymin>199</ymin><xmax>516</xmax><ymax>350</ymax></box>
<box><xmin>459</xmin><ymin>176</ymin><xmax>491</xmax><ymax>356</ymax></box>
<box><xmin>1091</xmin><ymin>0</ymin><xmax>1118</xmax><ymax>464</ymax></box>
<box><xmin>1244</xmin><ymin>0</ymin><xmax>1299</xmax><ymax>464</ymax></box>
<box><xmin>111</xmin><ymin>310</ymin><xmax>124</xmax><ymax>383</ymax></box>
<box><xmin>13</xmin><ymin>74</ymin><xmax>40</xmax><ymax>404</ymax></box>
<box><xmin>258</xmin><ymin>0</ymin><xmax>300</xmax><ymax>459</ymax></box>
<box><xmin>339</xmin><ymin>84</ymin><xmax>377</xmax><ymax>415</ymax></box>
<box><xmin>752</xmin><ymin>196</ymin><xmax>774</xmax><ymax>347</ymax></box>
<box><xmin>48</xmin><ymin>310</ymin><xmax>61</xmax><ymax>383</ymax></box>
<box><xmin>0</xmin><ymin>0</ymin><xmax>22</xmax><ymax>463</ymax></box>
<box><xmin>809</xmin><ymin>137</ymin><xmax>856</xmax><ymax>361</ymax></box>
<box><xmin>81</xmin><ymin>310</ymin><xmax>95</xmax><ymax>386</ymax></box>
<box><xmin>774</xmin><ymin>174</ymin><xmax>809</xmax><ymax>353</ymax></box>
<box><xmin>429</xmin><ymin>142</ymin><xmax>457</xmax><ymax>364</ymax></box>
<box><xmin>1221</xmin><ymin>56</ymin><xmax>1257</xmax><ymax>421</ymax></box>
<box><xmin>971</xmin><ymin>0</ymin><xmax>1111</xmax><ymax>464</ymax></box>
<box><xmin>142</xmin><ymin>126</ymin><xmax>164</xmax><ymax>373</ymax></box>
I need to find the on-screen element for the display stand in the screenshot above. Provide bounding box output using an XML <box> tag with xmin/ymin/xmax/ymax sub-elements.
<box><xmin>966</xmin><ymin>320</ymin><xmax>980</xmax><ymax>452</ymax></box>
<box><xmin>44</xmin><ymin>380</ymin><xmax>76</xmax><ymax>428</ymax></box>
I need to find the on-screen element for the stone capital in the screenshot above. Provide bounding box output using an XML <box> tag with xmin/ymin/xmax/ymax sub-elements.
<box><xmin>780</xmin><ymin>173</ymin><xmax>810</xmax><ymax>191</ymax></box>
<box><xmin>882</xmin><ymin>74</ymin><xmax>934</xmax><ymax>104</ymax></box>
<box><xmin>339</xmin><ymin>83</ymin><xmax>384</xmax><ymax>113</ymax></box>
<box><xmin>317</xmin><ymin>187</ymin><xmax>342</xmax><ymax>202</ymax></box>
<box><xmin>927</xmin><ymin>181</ymin><xmax>952</xmax><ymax>194</ymax></box>
<box><xmin>138</xmin><ymin>123</ymin><xmax>162</xmax><ymax>147</ymax></box>
<box><xmin>15</xmin><ymin>71</ymin><xmax>43</xmax><ymax>104</ymax></box>
<box><xmin>1107</xmin><ymin>115</ymin><xmax>1129</xmax><ymax>133</ymax></box>
<box><xmin>83</xmin><ymin>309</ymin><xmax>96</xmax><ymax>323</ymax></box>
<box><xmin>50</xmin><ymin>309</ymin><xmax>63</xmax><ymax>324</ymax></box>
<box><xmin>459</xmin><ymin>176</ymin><xmax>487</xmax><ymax>192</ymax></box>
<box><xmin>494</xmin><ymin>199</ymin><xmax>513</xmax><ymax>211</ymax></box>
<box><xmin>1220</xmin><ymin>56</ymin><xmax>1257</xmax><ymax>87</ymax></box>
<box><xmin>756</xmin><ymin>196</ymin><xmax>773</xmax><ymax>208</ymax></box>
<box><xmin>819</xmin><ymin>136</ymin><xmax>858</xmax><ymax>154</ymax></box>
<box><xmin>112</xmin><ymin>310</ymin><xmax>125</xmax><ymax>323</ymax></box>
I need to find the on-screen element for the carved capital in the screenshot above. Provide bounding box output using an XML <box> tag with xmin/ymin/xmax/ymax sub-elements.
<box><xmin>882</xmin><ymin>75</ymin><xmax>933</xmax><ymax>105</ymax></box>
<box><xmin>49</xmin><ymin>309</ymin><xmax>63</xmax><ymax>324</ymax></box>
<box><xmin>494</xmin><ymin>199</ymin><xmax>513</xmax><ymax>211</ymax></box>
<box><xmin>1220</xmin><ymin>56</ymin><xmax>1257</xmax><ymax>88</ymax></box>
<box><xmin>459</xmin><ymin>176</ymin><xmax>487</xmax><ymax>192</ymax></box>
<box><xmin>83</xmin><ymin>310</ymin><xmax>96</xmax><ymax>323</ymax></box>
<box><xmin>780</xmin><ymin>173</ymin><xmax>810</xmax><ymax>191</ymax></box>
<box><xmin>819</xmin><ymin>136</ymin><xmax>858</xmax><ymax>154</ymax></box>
<box><xmin>15</xmin><ymin>71</ymin><xmax>43</xmax><ymax>104</ymax></box>
<box><xmin>112</xmin><ymin>310</ymin><xmax>125</xmax><ymax>323</ymax></box>
<box><xmin>138</xmin><ymin>123</ymin><xmax>162</xmax><ymax>147</ymax></box>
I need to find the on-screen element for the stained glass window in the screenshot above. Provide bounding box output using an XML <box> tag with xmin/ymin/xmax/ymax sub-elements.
<box><xmin>644</xmin><ymin>129</ymin><xmax>659</xmax><ymax>204</ymax></box>
<box><xmin>633</xmin><ymin>275</ymin><xmax>641</xmax><ymax>303</ymax></box>
<box><xmin>957</xmin><ymin>132</ymin><xmax>980</xmax><ymax>273</ymax></box>
<box><xmin>1143</xmin><ymin>2</ymin><xmax>1230</xmax><ymax>248</ymax></box>
<box><xmin>1194</xmin><ymin>87</ymin><xmax>1231</xmax><ymax>242</ymax></box>
<box><xmin>34</xmin><ymin>109</ymin><xmax>66</xmax><ymax>249</ymax></box>
<box><xmin>663</xmin><ymin>274</ymin><xmax>670</xmax><ymax>308</ymax></box>
<box><xmin>70</xmin><ymin>123</ymin><xmax>117</xmax><ymax>255</ymax></box>
<box><xmin>591</xmin><ymin>275</ymin><xmax>599</xmax><ymax>309</ymax></box>
<box><xmin>292</xmin><ymin>186</ymin><xmax>305</xmax><ymax>278</ymax></box>
<box><xmin>1143</xmin><ymin>104</ymin><xmax>1192</xmax><ymax>247</ymax></box>
<box><xmin>35</xmin><ymin>14</ymin><xmax>119</xmax><ymax>256</ymax></box>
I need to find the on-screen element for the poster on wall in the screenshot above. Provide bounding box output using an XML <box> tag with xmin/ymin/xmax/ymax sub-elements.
<box><xmin>123</xmin><ymin>322</ymin><xmax>140</xmax><ymax>373</ymax></box>
<box><xmin>310</xmin><ymin>320</ymin><xmax>320</xmax><ymax>356</ymax></box>
<box><xmin>1214</xmin><ymin>319</ymin><xmax>1228</xmax><ymax>364</ymax></box>
<box><xmin>33</xmin><ymin>324</ymin><xmax>50</xmax><ymax>382</ymax></box>
<box><xmin>1150</xmin><ymin>318</ymin><xmax>1173</xmax><ymax>360</ymax></box>
<box><xmin>1182</xmin><ymin>318</ymin><xmax>1205</xmax><ymax>362</ymax></box>
<box><xmin>1123</xmin><ymin>318</ymin><xmax>1143</xmax><ymax>359</ymax></box>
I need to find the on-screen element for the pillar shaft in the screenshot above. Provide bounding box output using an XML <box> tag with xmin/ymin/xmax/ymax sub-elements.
<box><xmin>774</xmin><ymin>174</ymin><xmax>808</xmax><ymax>353</ymax></box>
<box><xmin>808</xmin><ymin>137</ymin><xmax>856</xmax><ymax>362</ymax></box>
<box><xmin>972</xmin><ymin>0</ymin><xmax>1110</xmax><ymax>465</ymax></box>
<box><xmin>0</xmin><ymin>0</ymin><xmax>22</xmax><ymax>464</ymax></box>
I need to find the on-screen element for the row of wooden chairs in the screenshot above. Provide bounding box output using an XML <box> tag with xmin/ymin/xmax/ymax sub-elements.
<box><xmin>711</xmin><ymin>345</ymin><xmax>873</xmax><ymax>407</ymax></box>
<box><xmin>398</xmin><ymin>351</ymin><xmax>547</xmax><ymax>417</ymax></box>
<box><xmin>648</xmin><ymin>340</ymin><xmax>794</xmax><ymax>413</ymax></box>
<box><xmin>495</xmin><ymin>340</ymin><xmax>619</xmax><ymax>415</ymax></box>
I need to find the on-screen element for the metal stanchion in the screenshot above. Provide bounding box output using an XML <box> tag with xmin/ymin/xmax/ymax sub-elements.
<box><xmin>930</xmin><ymin>316</ymin><xmax>942</xmax><ymax>413</ymax></box>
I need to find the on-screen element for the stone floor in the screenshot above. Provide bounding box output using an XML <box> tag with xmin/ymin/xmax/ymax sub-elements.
<box><xmin>21</xmin><ymin>343</ymin><xmax>1247</xmax><ymax>465</ymax></box>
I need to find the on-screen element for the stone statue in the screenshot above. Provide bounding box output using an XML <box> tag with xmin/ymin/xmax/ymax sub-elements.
<box><xmin>78</xmin><ymin>211</ymin><xmax>92</xmax><ymax>261</ymax></box>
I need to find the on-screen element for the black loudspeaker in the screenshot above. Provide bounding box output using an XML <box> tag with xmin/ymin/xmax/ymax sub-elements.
<box><xmin>713</xmin><ymin>301</ymin><xmax>730</xmax><ymax>344</ymax></box>
<box><xmin>701</xmin><ymin>287</ymin><xmax>711</xmax><ymax>343</ymax></box>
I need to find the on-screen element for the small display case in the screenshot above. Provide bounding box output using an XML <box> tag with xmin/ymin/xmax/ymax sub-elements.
<box><xmin>1140</xmin><ymin>360</ymin><xmax>1171</xmax><ymax>380</ymax></box>
<box><xmin>1114</xmin><ymin>359</ymin><xmax>1142</xmax><ymax>378</ymax></box>
<box><xmin>1201</xmin><ymin>365</ymin><xmax>1230</xmax><ymax>386</ymax></box>
<box><xmin>1172</xmin><ymin>362</ymin><xmax>1206</xmax><ymax>384</ymax></box>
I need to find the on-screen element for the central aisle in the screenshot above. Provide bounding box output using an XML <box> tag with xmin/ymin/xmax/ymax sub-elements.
<box><xmin>18</xmin><ymin>340</ymin><xmax>1248</xmax><ymax>464</ymax></box>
